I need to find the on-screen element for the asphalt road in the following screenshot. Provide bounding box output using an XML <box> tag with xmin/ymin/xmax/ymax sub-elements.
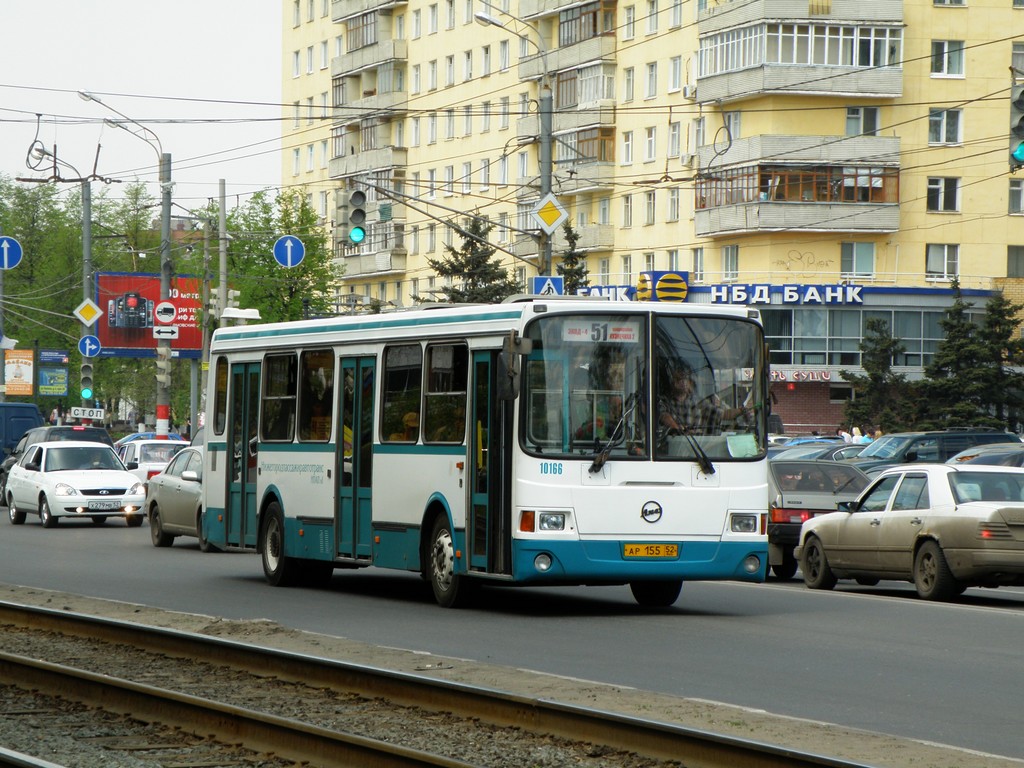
<box><xmin>1</xmin><ymin>516</ymin><xmax>1022</xmax><ymax>761</ymax></box>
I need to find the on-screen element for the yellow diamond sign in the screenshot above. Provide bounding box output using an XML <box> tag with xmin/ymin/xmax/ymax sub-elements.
<box><xmin>532</xmin><ymin>193</ymin><xmax>568</xmax><ymax>235</ymax></box>
<box><xmin>74</xmin><ymin>298</ymin><xmax>103</xmax><ymax>328</ymax></box>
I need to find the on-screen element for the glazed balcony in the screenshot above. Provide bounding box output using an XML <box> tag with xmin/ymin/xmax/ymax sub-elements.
<box><xmin>329</xmin><ymin>146</ymin><xmax>407</xmax><ymax>178</ymax></box>
<box><xmin>333</xmin><ymin>39</ymin><xmax>407</xmax><ymax>78</ymax></box>
<box><xmin>697</xmin><ymin>0</ymin><xmax>903</xmax><ymax>33</ymax></box>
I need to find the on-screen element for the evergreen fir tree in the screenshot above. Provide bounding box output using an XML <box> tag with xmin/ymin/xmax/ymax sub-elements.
<box><xmin>840</xmin><ymin>317</ymin><xmax>915</xmax><ymax>432</ymax></box>
<box><xmin>426</xmin><ymin>216</ymin><xmax>521</xmax><ymax>303</ymax></box>
<box><xmin>557</xmin><ymin>222</ymin><xmax>589</xmax><ymax>296</ymax></box>
<box><xmin>978</xmin><ymin>291</ymin><xmax>1024</xmax><ymax>431</ymax></box>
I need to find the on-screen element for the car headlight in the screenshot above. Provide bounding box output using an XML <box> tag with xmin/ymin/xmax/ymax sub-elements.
<box><xmin>128</xmin><ymin>482</ymin><xmax>146</xmax><ymax>496</ymax></box>
<box><xmin>730</xmin><ymin>513</ymin><xmax>758</xmax><ymax>533</ymax></box>
<box><xmin>54</xmin><ymin>482</ymin><xmax>78</xmax><ymax>497</ymax></box>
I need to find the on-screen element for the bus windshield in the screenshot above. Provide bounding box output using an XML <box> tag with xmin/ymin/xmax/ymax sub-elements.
<box><xmin>521</xmin><ymin>312</ymin><xmax>765</xmax><ymax>462</ymax></box>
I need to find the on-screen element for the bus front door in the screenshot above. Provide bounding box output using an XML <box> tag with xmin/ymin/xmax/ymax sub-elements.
<box><xmin>468</xmin><ymin>352</ymin><xmax>511</xmax><ymax>575</ymax></box>
<box><xmin>337</xmin><ymin>357</ymin><xmax>375</xmax><ymax>560</ymax></box>
<box><xmin>226</xmin><ymin>362</ymin><xmax>260</xmax><ymax>548</ymax></box>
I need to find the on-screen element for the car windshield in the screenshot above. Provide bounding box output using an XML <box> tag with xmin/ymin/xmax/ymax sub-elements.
<box><xmin>45</xmin><ymin>447</ymin><xmax>121</xmax><ymax>472</ymax></box>
<box><xmin>949</xmin><ymin>471</ymin><xmax>1024</xmax><ymax>503</ymax></box>
<box><xmin>856</xmin><ymin>435</ymin><xmax>909</xmax><ymax>459</ymax></box>
<box><xmin>771</xmin><ymin>462</ymin><xmax>869</xmax><ymax>494</ymax></box>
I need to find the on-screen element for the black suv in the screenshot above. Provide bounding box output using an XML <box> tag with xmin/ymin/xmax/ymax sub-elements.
<box><xmin>847</xmin><ymin>428</ymin><xmax>1022</xmax><ymax>475</ymax></box>
<box><xmin>0</xmin><ymin>425</ymin><xmax>114</xmax><ymax>502</ymax></box>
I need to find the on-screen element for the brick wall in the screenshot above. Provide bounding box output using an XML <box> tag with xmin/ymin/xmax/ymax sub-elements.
<box><xmin>769</xmin><ymin>383</ymin><xmax>848</xmax><ymax>436</ymax></box>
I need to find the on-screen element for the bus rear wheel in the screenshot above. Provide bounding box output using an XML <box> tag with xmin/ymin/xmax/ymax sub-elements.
<box><xmin>262</xmin><ymin>502</ymin><xmax>301</xmax><ymax>587</ymax></box>
<box><xmin>629</xmin><ymin>579</ymin><xmax>682</xmax><ymax>607</ymax></box>
<box><xmin>428</xmin><ymin>516</ymin><xmax>474</xmax><ymax>608</ymax></box>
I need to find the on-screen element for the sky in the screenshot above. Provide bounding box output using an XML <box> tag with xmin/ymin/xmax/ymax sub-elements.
<box><xmin>0</xmin><ymin>2</ymin><xmax>283</xmax><ymax>214</ymax></box>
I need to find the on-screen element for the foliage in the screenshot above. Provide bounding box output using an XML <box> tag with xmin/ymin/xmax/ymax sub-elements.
<box><xmin>840</xmin><ymin>318</ymin><xmax>916</xmax><ymax>432</ymax></box>
<box><xmin>557</xmin><ymin>222</ymin><xmax>590</xmax><ymax>295</ymax></box>
<box><xmin>425</xmin><ymin>216</ymin><xmax>521</xmax><ymax>303</ymax></box>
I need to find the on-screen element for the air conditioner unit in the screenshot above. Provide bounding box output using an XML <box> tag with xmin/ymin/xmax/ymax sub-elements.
<box><xmin>682</xmin><ymin>84</ymin><xmax>697</xmax><ymax>100</ymax></box>
<box><xmin>681</xmin><ymin>153</ymin><xmax>695</xmax><ymax>167</ymax></box>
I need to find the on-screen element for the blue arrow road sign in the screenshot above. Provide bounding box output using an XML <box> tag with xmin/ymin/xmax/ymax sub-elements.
<box><xmin>0</xmin><ymin>236</ymin><xmax>24</xmax><ymax>270</ymax></box>
<box><xmin>78</xmin><ymin>335</ymin><xmax>101</xmax><ymax>358</ymax></box>
<box><xmin>273</xmin><ymin>235</ymin><xmax>306</xmax><ymax>268</ymax></box>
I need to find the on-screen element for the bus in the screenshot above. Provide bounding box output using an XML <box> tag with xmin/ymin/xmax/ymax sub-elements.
<box><xmin>202</xmin><ymin>297</ymin><xmax>769</xmax><ymax>607</ymax></box>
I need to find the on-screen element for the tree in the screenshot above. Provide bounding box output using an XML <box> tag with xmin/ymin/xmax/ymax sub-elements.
<box><xmin>922</xmin><ymin>278</ymin><xmax>1000</xmax><ymax>427</ymax></box>
<box><xmin>557</xmin><ymin>222</ymin><xmax>589</xmax><ymax>296</ymax></box>
<box><xmin>977</xmin><ymin>290</ymin><xmax>1024</xmax><ymax>431</ymax></box>
<box><xmin>840</xmin><ymin>317</ymin><xmax>916</xmax><ymax>432</ymax></box>
<box><xmin>426</xmin><ymin>216</ymin><xmax>521</xmax><ymax>303</ymax></box>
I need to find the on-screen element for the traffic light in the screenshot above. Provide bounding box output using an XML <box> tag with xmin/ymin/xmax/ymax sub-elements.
<box><xmin>155</xmin><ymin>345</ymin><xmax>171</xmax><ymax>387</ymax></box>
<box><xmin>347</xmin><ymin>189</ymin><xmax>367</xmax><ymax>245</ymax></box>
<box><xmin>1011</xmin><ymin>84</ymin><xmax>1024</xmax><ymax>170</ymax></box>
<box><xmin>80</xmin><ymin>362</ymin><xmax>94</xmax><ymax>401</ymax></box>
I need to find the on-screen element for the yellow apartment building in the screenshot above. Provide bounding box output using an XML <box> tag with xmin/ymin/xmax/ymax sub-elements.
<box><xmin>284</xmin><ymin>0</ymin><xmax>1024</xmax><ymax>433</ymax></box>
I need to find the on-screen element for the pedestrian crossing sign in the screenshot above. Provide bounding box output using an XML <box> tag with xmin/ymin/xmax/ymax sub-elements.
<box><xmin>531</xmin><ymin>276</ymin><xmax>564</xmax><ymax>296</ymax></box>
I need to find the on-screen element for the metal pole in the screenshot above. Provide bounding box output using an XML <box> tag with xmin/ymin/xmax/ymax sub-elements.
<box><xmin>218</xmin><ymin>179</ymin><xmax>228</xmax><ymax>318</ymax></box>
<box><xmin>539</xmin><ymin>79</ymin><xmax>553</xmax><ymax>276</ymax></box>
<box><xmin>82</xmin><ymin>180</ymin><xmax>93</xmax><ymax>410</ymax></box>
<box><xmin>155</xmin><ymin>152</ymin><xmax>172</xmax><ymax>436</ymax></box>
<box><xmin>0</xmin><ymin>224</ymin><xmax>5</xmax><ymax>405</ymax></box>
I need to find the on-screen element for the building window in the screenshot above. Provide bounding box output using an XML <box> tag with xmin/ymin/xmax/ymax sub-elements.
<box><xmin>623</xmin><ymin>194</ymin><xmax>633</xmax><ymax>227</ymax></box>
<box><xmin>691</xmin><ymin>247</ymin><xmax>704</xmax><ymax>283</ymax></box>
<box><xmin>499</xmin><ymin>40</ymin><xmax>510</xmax><ymax>71</ymax></box>
<box><xmin>445</xmin><ymin>55</ymin><xmax>455</xmax><ymax>86</ymax></box>
<box><xmin>928</xmin><ymin>109</ymin><xmax>961</xmax><ymax>144</ymax></box>
<box><xmin>464</xmin><ymin>51</ymin><xmax>473</xmax><ymax>80</ymax></box>
<box><xmin>846</xmin><ymin>107</ymin><xmax>879</xmax><ymax>136</ymax></box>
<box><xmin>623</xmin><ymin>67</ymin><xmax>634</xmax><ymax>102</ymax></box>
<box><xmin>667</xmin><ymin>249</ymin><xmax>679</xmax><ymax>270</ymax></box>
<box><xmin>598</xmin><ymin>197</ymin><xmax>611</xmax><ymax>224</ymax></box>
<box><xmin>482</xmin><ymin>45</ymin><xmax>491</xmax><ymax>76</ymax></box>
<box><xmin>292</xmin><ymin>149</ymin><xmax>300</xmax><ymax>175</ymax></box>
<box><xmin>622</xmin><ymin>131</ymin><xmax>633</xmax><ymax>164</ymax></box>
<box><xmin>931</xmin><ymin>40</ymin><xmax>965</xmax><ymax>76</ymax></box>
<box><xmin>646</xmin><ymin>0</ymin><xmax>658</xmax><ymax>34</ymax></box>
<box><xmin>644</xmin><ymin>127</ymin><xmax>656</xmax><ymax>161</ymax></box>
<box><xmin>428</xmin><ymin>3</ymin><xmax>438</xmax><ymax>33</ymax></box>
<box><xmin>926</xmin><ymin>243</ymin><xmax>959</xmax><ymax>279</ymax></box>
<box><xmin>622</xmin><ymin>254</ymin><xmax>632</xmax><ymax>284</ymax></box>
<box><xmin>669</xmin><ymin>56</ymin><xmax>682</xmax><ymax>92</ymax></box>
<box><xmin>623</xmin><ymin>5</ymin><xmax>635</xmax><ymax>39</ymax></box>
<box><xmin>1008</xmin><ymin>246</ymin><xmax>1024</xmax><ymax>277</ymax></box>
<box><xmin>1010</xmin><ymin>179</ymin><xmax>1024</xmax><ymax>214</ymax></box>
<box><xmin>670</xmin><ymin>0</ymin><xmax>682</xmax><ymax>26</ymax></box>
<box><xmin>722</xmin><ymin>244</ymin><xmax>739</xmax><ymax>281</ymax></box>
<box><xmin>462</xmin><ymin>161</ymin><xmax>473</xmax><ymax>193</ymax></box>
<box><xmin>926</xmin><ymin>177</ymin><xmax>959</xmax><ymax>212</ymax></box>
<box><xmin>841</xmin><ymin>242</ymin><xmax>875</xmax><ymax>278</ymax></box>
<box><xmin>668</xmin><ymin>122</ymin><xmax>681</xmax><ymax>157</ymax></box>
<box><xmin>667</xmin><ymin>188</ymin><xmax>680</xmax><ymax>221</ymax></box>
<box><xmin>645</xmin><ymin>62</ymin><xmax>657</xmax><ymax>98</ymax></box>
<box><xmin>933</xmin><ymin>0</ymin><xmax>965</xmax><ymax>5</ymax></box>
<box><xmin>644</xmin><ymin>191</ymin><xmax>656</xmax><ymax>224</ymax></box>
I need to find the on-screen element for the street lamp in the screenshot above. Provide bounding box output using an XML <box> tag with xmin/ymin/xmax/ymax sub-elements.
<box><xmin>474</xmin><ymin>9</ymin><xmax>554</xmax><ymax>275</ymax></box>
<box><xmin>79</xmin><ymin>90</ymin><xmax>174</xmax><ymax>436</ymax></box>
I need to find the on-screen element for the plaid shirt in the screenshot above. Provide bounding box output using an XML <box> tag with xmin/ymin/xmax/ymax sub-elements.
<box><xmin>658</xmin><ymin>393</ymin><xmax>724</xmax><ymax>436</ymax></box>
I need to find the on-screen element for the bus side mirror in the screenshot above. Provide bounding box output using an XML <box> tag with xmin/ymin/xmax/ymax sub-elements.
<box><xmin>497</xmin><ymin>331</ymin><xmax>533</xmax><ymax>401</ymax></box>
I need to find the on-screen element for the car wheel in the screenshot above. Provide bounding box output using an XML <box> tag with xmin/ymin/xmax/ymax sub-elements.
<box><xmin>91</xmin><ymin>516</ymin><xmax>107</xmax><ymax>526</ymax></box>
<box><xmin>261</xmin><ymin>501</ymin><xmax>301</xmax><ymax>586</ymax></box>
<box><xmin>914</xmin><ymin>540</ymin><xmax>963</xmax><ymax>601</ymax></box>
<box><xmin>8</xmin><ymin>497</ymin><xmax>25</xmax><ymax>525</ymax></box>
<box><xmin>801</xmin><ymin>536</ymin><xmax>836</xmax><ymax>590</ymax></box>
<box><xmin>125</xmin><ymin>514</ymin><xmax>144</xmax><ymax>528</ymax></box>
<box><xmin>630</xmin><ymin>579</ymin><xmax>683</xmax><ymax>607</ymax></box>
<box><xmin>39</xmin><ymin>496</ymin><xmax>57</xmax><ymax>528</ymax></box>
<box><xmin>427</xmin><ymin>515</ymin><xmax>475</xmax><ymax>608</ymax></box>
<box><xmin>149</xmin><ymin>504</ymin><xmax>174</xmax><ymax>547</ymax></box>
<box><xmin>771</xmin><ymin>551</ymin><xmax>799</xmax><ymax>581</ymax></box>
<box><xmin>196</xmin><ymin>509</ymin><xmax>219</xmax><ymax>553</ymax></box>
<box><xmin>0</xmin><ymin>474</ymin><xmax>7</xmax><ymax>501</ymax></box>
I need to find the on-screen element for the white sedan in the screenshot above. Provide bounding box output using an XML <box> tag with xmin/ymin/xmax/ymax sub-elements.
<box><xmin>6</xmin><ymin>440</ymin><xmax>146</xmax><ymax>527</ymax></box>
<box><xmin>796</xmin><ymin>463</ymin><xmax>1024</xmax><ymax>600</ymax></box>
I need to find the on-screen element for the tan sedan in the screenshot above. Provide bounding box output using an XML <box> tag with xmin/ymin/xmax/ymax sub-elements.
<box><xmin>795</xmin><ymin>464</ymin><xmax>1024</xmax><ymax>600</ymax></box>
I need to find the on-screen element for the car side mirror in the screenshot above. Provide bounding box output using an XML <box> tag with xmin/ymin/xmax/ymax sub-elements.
<box><xmin>25</xmin><ymin>461</ymin><xmax>40</xmax><ymax>472</ymax></box>
<box><xmin>126</xmin><ymin>461</ymin><xmax>139</xmax><ymax>470</ymax></box>
<box><xmin>181</xmin><ymin>470</ymin><xmax>200</xmax><ymax>483</ymax></box>
<box><xmin>904</xmin><ymin>451</ymin><xmax>917</xmax><ymax>462</ymax></box>
<box><xmin>836</xmin><ymin>500</ymin><xmax>855</xmax><ymax>512</ymax></box>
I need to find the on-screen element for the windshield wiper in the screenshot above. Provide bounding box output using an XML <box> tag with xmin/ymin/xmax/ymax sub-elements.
<box><xmin>589</xmin><ymin>389</ymin><xmax>639</xmax><ymax>474</ymax></box>
<box><xmin>679</xmin><ymin>429</ymin><xmax>715</xmax><ymax>476</ymax></box>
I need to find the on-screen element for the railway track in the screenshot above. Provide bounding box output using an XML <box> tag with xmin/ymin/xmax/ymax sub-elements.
<box><xmin>0</xmin><ymin>600</ymin><xmax>874</xmax><ymax>768</ymax></box>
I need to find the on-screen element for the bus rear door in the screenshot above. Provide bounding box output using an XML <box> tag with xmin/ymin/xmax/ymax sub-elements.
<box><xmin>337</xmin><ymin>357</ymin><xmax>375</xmax><ymax>560</ymax></box>
<box><xmin>226</xmin><ymin>362</ymin><xmax>260</xmax><ymax>547</ymax></box>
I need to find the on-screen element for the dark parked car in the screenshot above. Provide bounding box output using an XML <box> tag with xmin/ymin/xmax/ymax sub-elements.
<box><xmin>772</xmin><ymin>443</ymin><xmax>867</xmax><ymax>462</ymax></box>
<box><xmin>847</xmin><ymin>429</ymin><xmax>1021</xmax><ymax>475</ymax></box>
<box><xmin>767</xmin><ymin>459</ymin><xmax>871</xmax><ymax>579</ymax></box>
<box><xmin>0</xmin><ymin>425</ymin><xmax>114</xmax><ymax>501</ymax></box>
<box><xmin>946</xmin><ymin>442</ymin><xmax>1024</xmax><ymax>467</ymax></box>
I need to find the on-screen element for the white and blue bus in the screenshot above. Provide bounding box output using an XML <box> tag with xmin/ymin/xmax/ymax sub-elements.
<box><xmin>202</xmin><ymin>298</ymin><xmax>769</xmax><ymax>607</ymax></box>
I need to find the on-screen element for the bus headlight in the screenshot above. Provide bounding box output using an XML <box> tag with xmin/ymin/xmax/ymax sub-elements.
<box><xmin>730</xmin><ymin>513</ymin><xmax>758</xmax><ymax>533</ymax></box>
<box><xmin>538</xmin><ymin>512</ymin><xmax>565</xmax><ymax>531</ymax></box>
<box><xmin>743</xmin><ymin>555</ymin><xmax>762</xmax><ymax>574</ymax></box>
<box><xmin>534</xmin><ymin>553</ymin><xmax>553</xmax><ymax>572</ymax></box>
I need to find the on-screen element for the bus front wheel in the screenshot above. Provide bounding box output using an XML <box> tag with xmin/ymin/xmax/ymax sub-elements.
<box><xmin>428</xmin><ymin>516</ymin><xmax>474</xmax><ymax>608</ymax></box>
<box><xmin>262</xmin><ymin>503</ymin><xmax>301</xmax><ymax>587</ymax></box>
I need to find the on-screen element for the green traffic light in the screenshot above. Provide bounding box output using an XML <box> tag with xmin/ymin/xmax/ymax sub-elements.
<box><xmin>81</xmin><ymin>387</ymin><xmax>93</xmax><ymax>400</ymax></box>
<box><xmin>349</xmin><ymin>226</ymin><xmax>366</xmax><ymax>244</ymax></box>
<box><xmin>1013</xmin><ymin>142</ymin><xmax>1024</xmax><ymax>163</ymax></box>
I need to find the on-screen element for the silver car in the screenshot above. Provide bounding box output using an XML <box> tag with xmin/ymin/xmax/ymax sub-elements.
<box><xmin>144</xmin><ymin>446</ymin><xmax>216</xmax><ymax>551</ymax></box>
<box><xmin>796</xmin><ymin>464</ymin><xmax>1024</xmax><ymax>600</ymax></box>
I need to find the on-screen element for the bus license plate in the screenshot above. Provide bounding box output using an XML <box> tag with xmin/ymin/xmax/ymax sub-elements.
<box><xmin>623</xmin><ymin>543</ymin><xmax>678</xmax><ymax>558</ymax></box>
<box><xmin>88</xmin><ymin>500</ymin><xmax>121</xmax><ymax>511</ymax></box>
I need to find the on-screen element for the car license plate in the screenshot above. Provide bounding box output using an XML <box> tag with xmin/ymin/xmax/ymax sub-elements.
<box><xmin>623</xmin><ymin>543</ymin><xmax>679</xmax><ymax>558</ymax></box>
<box><xmin>88</xmin><ymin>500</ymin><xmax>121</xmax><ymax>511</ymax></box>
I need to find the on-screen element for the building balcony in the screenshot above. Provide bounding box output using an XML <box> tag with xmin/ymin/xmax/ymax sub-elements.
<box><xmin>697</xmin><ymin>63</ymin><xmax>901</xmax><ymax>104</ymax></box>
<box><xmin>519</xmin><ymin>0</ymin><xmax>578</xmax><ymax>17</ymax></box>
<box><xmin>518</xmin><ymin>35</ymin><xmax>616</xmax><ymax>81</ymax></box>
<box><xmin>552</xmin><ymin>162</ymin><xmax>616</xmax><ymax>196</ymax></box>
<box><xmin>335</xmin><ymin>90</ymin><xmax>409</xmax><ymax>127</ymax></box>
<box><xmin>508</xmin><ymin>222</ymin><xmax>614</xmax><ymax>259</ymax></box>
<box><xmin>697</xmin><ymin>0</ymin><xmax>903</xmax><ymax>33</ymax></box>
<box><xmin>332</xmin><ymin>0</ymin><xmax>408</xmax><ymax>22</ymax></box>
<box><xmin>338</xmin><ymin>247</ymin><xmax>408</xmax><ymax>278</ymax></box>
<box><xmin>329</xmin><ymin>146</ymin><xmax>407</xmax><ymax>179</ymax></box>
<box><xmin>694</xmin><ymin>200</ymin><xmax>899</xmax><ymax>237</ymax></box>
<box><xmin>518</xmin><ymin>101</ymin><xmax>615</xmax><ymax>137</ymax></box>
<box><xmin>332</xmin><ymin>39</ymin><xmax>407</xmax><ymax>78</ymax></box>
<box><xmin>698</xmin><ymin>134</ymin><xmax>900</xmax><ymax>168</ymax></box>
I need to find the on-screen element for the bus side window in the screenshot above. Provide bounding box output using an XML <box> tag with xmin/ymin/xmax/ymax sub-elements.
<box><xmin>424</xmin><ymin>344</ymin><xmax>468</xmax><ymax>443</ymax></box>
<box><xmin>382</xmin><ymin>343</ymin><xmax>423</xmax><ymax>443</ymax></box>
<box><xmin>262</xmin><ymin>354</ymin><xmax>297</xmax><ymax>442</ymax></box>
<box><xmin>298</xmin><ymin>349</ymin><xmax>335</xmax><ymax>442</ymax></box>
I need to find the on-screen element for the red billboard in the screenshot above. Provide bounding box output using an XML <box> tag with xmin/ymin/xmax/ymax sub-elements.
<box><xmin>95</xmin><ymin>273</ymin><xmax>202</xmax><ymax>357</ymax></box>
